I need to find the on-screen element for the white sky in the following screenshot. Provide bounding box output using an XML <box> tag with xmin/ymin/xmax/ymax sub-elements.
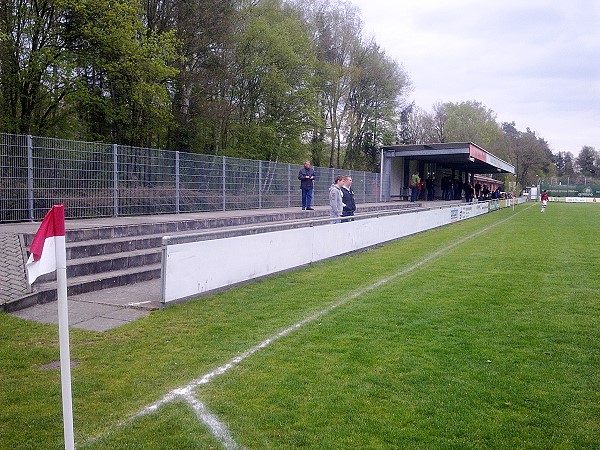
<box><xmin>349</xmin><ymin>0</ymin><xmax>600</xmax><ymax>156</ymax></box>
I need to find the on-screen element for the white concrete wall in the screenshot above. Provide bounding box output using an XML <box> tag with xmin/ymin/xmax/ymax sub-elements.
<box><xmin>161</xmin><ymin>202</ymin><xmax>500</xmax><ymax>304</ymax></box>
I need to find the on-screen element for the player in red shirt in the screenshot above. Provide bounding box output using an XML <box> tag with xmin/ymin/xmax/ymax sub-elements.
<box><xmin>540</xmin><ymin>190</ymin><xmax>549</xmax><ymax>212</ymax></box>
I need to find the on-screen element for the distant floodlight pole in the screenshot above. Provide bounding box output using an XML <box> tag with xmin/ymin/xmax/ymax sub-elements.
<box><xmin>378</xmin><ymin>146</ymin><xmax>383</xmax><ymax>202</ymax></box>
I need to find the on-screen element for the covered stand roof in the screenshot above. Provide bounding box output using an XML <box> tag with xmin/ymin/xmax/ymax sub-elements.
<box><xmin>382</xmin><ymin>142</ymin><xmax>514</xmax><ymax>174</ymax></box>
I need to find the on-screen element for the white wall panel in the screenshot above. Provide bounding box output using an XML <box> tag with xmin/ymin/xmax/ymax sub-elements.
<box><xmin>164</xmin><ymin>227</ymin><xmax>314</xmax><ymax>301</ymax></box>
<box><xmin>161</xmin><ymin>203</ymin><xmax>507</xmax><ymax>303</ymax></box>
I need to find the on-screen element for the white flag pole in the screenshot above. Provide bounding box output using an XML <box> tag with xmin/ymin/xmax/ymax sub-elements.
<box><xmin>56</xmin><ymin>232</ymin><xmax>75</xmax><ymax>450</ymax></box>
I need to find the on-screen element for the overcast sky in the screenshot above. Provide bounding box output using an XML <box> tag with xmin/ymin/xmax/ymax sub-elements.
<box><xmin>349</xmin><ymin>0</ymin><xmax>599</xmax><ymax>156</ymax></box>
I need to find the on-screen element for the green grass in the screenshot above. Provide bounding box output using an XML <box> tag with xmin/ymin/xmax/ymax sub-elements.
<box><xmin>2</xmin><ymin>202</ymin><xmax>599</xmax><ymax>449</ymax></box>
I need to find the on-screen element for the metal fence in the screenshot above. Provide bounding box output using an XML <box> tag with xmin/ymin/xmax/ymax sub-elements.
<box><xmin>0</xmin><ymin>133</ymin><xmax>381</xmax><ymax>222</ymax></box>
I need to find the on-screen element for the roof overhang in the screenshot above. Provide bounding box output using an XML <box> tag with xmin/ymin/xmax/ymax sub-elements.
<box><xmin>382</xmin><ymin>142</ymin><xmax>514</xmax><ymax>175</ymax></box>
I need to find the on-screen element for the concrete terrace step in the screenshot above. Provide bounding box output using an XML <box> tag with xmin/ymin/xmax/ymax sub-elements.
<box><xmin>21</xmin><ymin>208</ymin><xmax>334</xmax><ymax>246</ymax></box>
<box><xmin>65</xmin><ymin>235</ymin><xmax>164</xmax><ymax>260</ymax></box>
<box><xmin>4</xmin><ymin>264</ymin><xmax>162</xmax><ymax>313</ymax></box>
<box><xmin>34</xmin><ymin>247</ymin><xmax>162</xmax><ymax>282</ymax></box>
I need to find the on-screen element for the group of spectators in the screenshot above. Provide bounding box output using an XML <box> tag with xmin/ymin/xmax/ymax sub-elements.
<box><xmin>410</xmin><ymin>173</ymin><xmax>506</xmax><ymax>203</ymax></box>
<box><xmin>328</xmin><ymin>175</ymin><xmax>356</xmax><ymax>223</ymax></box>
<box><xmin>298</xmin><ymin>161</ymin><xmax>356</xmax><ymax>223</ymax></box>
<box><xmin>410</xmin><ymin>172</ymin><xmax>442</xmax><ymax>202</ymax></box>
<box><xmin>299</xmin><ymin>161</ymin><xmax>510</xmax><ymax>223</ymax></box>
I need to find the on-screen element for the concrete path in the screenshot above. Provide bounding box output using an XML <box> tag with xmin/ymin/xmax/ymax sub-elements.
<box><xmin>10</xmin><ymin>279</ymin><xmax>160</xmax><ymax>332</ymax></box>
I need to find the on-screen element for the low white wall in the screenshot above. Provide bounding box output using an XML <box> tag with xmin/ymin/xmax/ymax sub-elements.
<box><xmin>161</xmin><ymin>202</ymin><xmax>498</xmax><ymax>304</ymax></box>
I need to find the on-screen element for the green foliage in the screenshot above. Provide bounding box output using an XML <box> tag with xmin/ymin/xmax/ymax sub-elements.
<box><xmin>229</xmin><ymin>0</ymin><xmax>320</xmax><ymax>161</ymax></box>
<box><xmin>66</xmin><ymin>0</ymin><xmax>180</xmax><ymax>146</ymax></box>
<box><xmin>443</xmin><ymin>100</ymin><xmax>505</xmax><ymax>151</ymax></box>
<box><xmin>576</xmin><ymin>145</ymin><xmax>599</xmax><ymax>176</ymax></box>
<box><xmin>554</xmin><ymin>150</ymin><xmax>576</xmax><ymax>177</ymax></box>
<box><xmin>345</xmin><ymin>42</ymin><xmax>411</xmax><ymax>170</ymax></box>
<box><xmin>503</xmin><ymin>122</ymin><xmax>555</xmax><ymax>186</ymax></box>
<box><xmin>0</xmin><ymin>0</ymin><xmax>74</xmax><ymax>134</ymax></box>
<box><xmin>0</xmin><ymin>0</ymin><xmax>405</xmax><ymax>169</ymax></box>
<box><xmin>5</xmin><ymin>0</ymin><xmax>579</xmax><ymax>174</ymax></box>
<box><xmin>0</xmin><ymin>0</ymin><xmax>179</xmax><ymax>145</ymax></box>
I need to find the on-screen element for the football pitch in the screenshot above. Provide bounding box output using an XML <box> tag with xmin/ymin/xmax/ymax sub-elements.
<box><xmin>2</xmin><ymin>202</ymin><xmax>599</xmax><ymax>449</ymax></box>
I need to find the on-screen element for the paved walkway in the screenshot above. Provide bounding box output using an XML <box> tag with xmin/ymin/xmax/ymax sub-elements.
<box><xmin>3</xmin><ymin>201</ymin><xmax>452</xmax><ymax>332</ymax></box>
<box><xmin>9</xmin><ymin>279</ymin><xmax>160</xmax><ymax>332</ymax></box>
<box><xmin>0</xmin><ymin>233</ymin><xmax>29</xmax><ymax>301</ymax></box>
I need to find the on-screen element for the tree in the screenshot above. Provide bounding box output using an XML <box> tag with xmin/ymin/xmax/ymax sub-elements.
<box><xmin>344</xmin><ymin>40</ymin><xmax>411</xmax><ymax>170</ymax></box>
<box><xmin>443</xmin><ymin>101</ymin><xmax>505</xmax><ymax>153</ymax></box>
<box><xmin>576</xmin><ymin>145</ymin><xmax>598</xmax><ymax>176</ymax></box>
<box><xmin>430</xmin><ymin>102</ymin><xmax>447</xmax><ymax>143</ymax></box>
<box><xmin>141</xmin><ymin>0</ymin><xmax>239</xmax><ymax>153</ymax></box>
<box><xmin>398</xmin><ymin>102</ymin><xmax>435</xmax><ymax>145</ymax></box>
<box><xmin>66</xmin><ymin>0</ymin><xmax>179</xmax><ymax>146</ymax></box>
<box><xmin>296</xmin><ymin>0</ymin><xmax>361</xmax><ymax>167</ymax></box>
<box><xmin>503</xmin><ymin>124</ymin><xmax>554</xmax><ymax>187</ymax></box>
<box><xmin>225</xmin><ymin>0</ymin><xmax>319</xmax><ymax>161</ymax></box>
<box><xmin>0</xmin><ymin>0</ymin><xmax>74</xmax><ymax>135</ymax></box>
<box><xmin>554</xmin><ymin>151</ymin><xmax>575</xmax><ymax>177</ymax></box>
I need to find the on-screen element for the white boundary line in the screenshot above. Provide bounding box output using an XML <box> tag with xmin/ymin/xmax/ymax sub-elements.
<box><xmin>84</xmin><ymin>205</ymin><xmax>532</xmax><ymax>448</ymax></box>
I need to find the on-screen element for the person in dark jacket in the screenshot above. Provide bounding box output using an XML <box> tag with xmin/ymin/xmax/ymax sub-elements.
<box><xmin>341</xmin><ymin>176</ymin><xmax>356</xmax><ymax>221</ymax></box>
<box><xmin>298</xmin><ymin>161</ymin><xmax>315</xmax><ymax>210</ymax></box>
<box><xmin>426</xmin><ymin>175</ymin><xmax>435</xmax><ymax>201</ymax></box>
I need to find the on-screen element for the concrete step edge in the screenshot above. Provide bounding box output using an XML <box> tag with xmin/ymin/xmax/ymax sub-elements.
<box><xmin>21</xmin><ymin>204</ymin><xmax>416</xmax><ymax>245</ymax></box>
<box><xmin>34</xmin><ymin>248</ymin><xmax>162</xmax><ymax>283</ymax></box>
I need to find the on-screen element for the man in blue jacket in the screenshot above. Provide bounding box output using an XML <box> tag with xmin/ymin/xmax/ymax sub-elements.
<box><xmin>298</xmin><ymin>161</ymin><xmax>315</xmax><ymax>210</ymax></box>
<box><xmin>341</xmin><ymin>176</ymin><xmax>356</xmax><ymax>221</ymax></box>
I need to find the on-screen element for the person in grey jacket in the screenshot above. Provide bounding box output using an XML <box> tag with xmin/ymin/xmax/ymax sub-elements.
<box><xmin>329</xmin><ymin>176</ymin><xmax>345</xmax><ymax>223</ymax></box>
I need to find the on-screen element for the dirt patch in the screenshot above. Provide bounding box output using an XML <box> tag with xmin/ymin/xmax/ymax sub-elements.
<box><xmin>39</xmin><ymin>360</ymin><xmax>80</xmax><ymax>370</ymax></box>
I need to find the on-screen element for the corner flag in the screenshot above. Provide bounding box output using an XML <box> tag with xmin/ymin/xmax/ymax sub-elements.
<box><xmin>26</xmin><ymin>204</ymin><xmax>74</xmax><ymax>450</ymax></box>
<box><xmin>25</xmin><ymin>204</ymin><xmax>66</xmax><ymax>284</ymax></box>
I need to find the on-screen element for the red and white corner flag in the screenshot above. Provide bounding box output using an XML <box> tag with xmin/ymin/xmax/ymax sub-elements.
<box><xmin>26</xmin><ymin>204</ymin><xmax>74</xmax><ymax>450</ymax></box>
<box><xmin>26</xmin><ymin>204</ymin><xmax>66</xmax><ymax>284</ymax></box>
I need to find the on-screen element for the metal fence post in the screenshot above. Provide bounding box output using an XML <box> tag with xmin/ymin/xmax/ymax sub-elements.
<box><xmin>258</xmin><ymin>160</ymin><xmax>262</xmax><ymax>209</ymax></box>
<box><xmin>27</xmin><ymin>135</ymin><xmax>34</xmax><ymax>221</ymax></box>
<box><xmin>363</xmin><ymin>171</ymin><xmax>366</xmax><ymax>203</ymax></box>
<box><xmin>288</xmin><ymin>163</ymin><xmax>291</xmax><ymax>208</ymax></box>
<box><xmin>222</xmin><ymin>156</ymin><xmax>226</xmax><ymax>211</ymax></box>
<box><xmin>113</xmin><ymin>144</ymin><xmax>118</xmax><ymax>216</ymax></box>
<box><xmin>175</xmin><ymin>151</ymin><xmax>180</xmax><ymax>214</ymax></box>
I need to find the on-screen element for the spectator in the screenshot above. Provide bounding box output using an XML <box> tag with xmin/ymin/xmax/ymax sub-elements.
<box><xmin>426</xmin><ymin>175</ymin><xmax>435</xmax><ymax>200</ymax></box>
<box><xmin>329</xmin><ymin>176</ymin><xmax>345</xmax><ymax>223</ymax></box>
<box><xmin>441</xmin><ymin>176</ymin><xmax>450</xmax><ymax>201</ymax></box>
<box><xmin>455</xmin><ymin>180</ymin><xmax>463</xmax><ymax>200</ymax></box>
<box><xmin>418</xmin><ymin>179</ymin><xmax>426</xmax><ymax>200</ymax></box>
<box><xmin>341</xmin><ymin>176</ymin><xmax>356</xmax><ymax>221</ymax></box>
<box><xmin>298</xmin><ymin>161</ymin><xmax>315</xmax><ymax>210</ymax></box>
<box><xmin>474</xmin><ymin>182</ymin><xmax>482</xmax><ymax>199</ymax></box>
<box><xmin>482</xmin><ymin>185</ymin><xmax>490</xmax><ymax>200</ymax></box>
<box><xmin>463</xmin><ymin>182</ymin><xmax>473</xmax><ymax>203</ymax></box>
<box><xmin>410</xmin><ymin>171</ymin><xmax>420</xmax><ymax>202</ymax></box>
